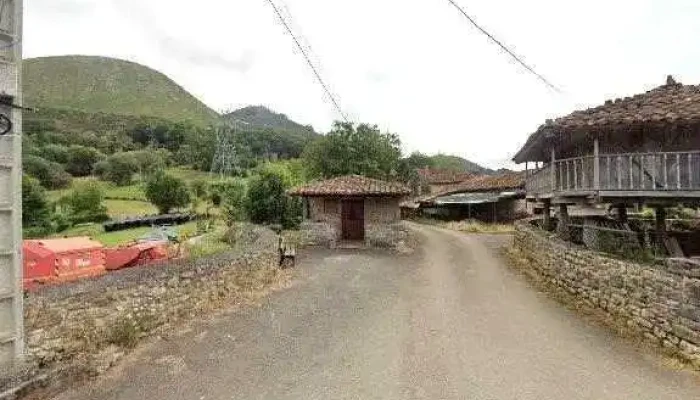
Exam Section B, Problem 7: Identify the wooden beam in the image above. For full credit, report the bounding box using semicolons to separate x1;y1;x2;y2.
550;149;556;192
677;153;681;189
593;139;600;190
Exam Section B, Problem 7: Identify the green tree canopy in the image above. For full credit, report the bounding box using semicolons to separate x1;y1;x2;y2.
22;175;55;237
302;122;402;179
65;145;105;177
145;170;191;214
246;164;300;229
23;154;72;190
60;180;109;224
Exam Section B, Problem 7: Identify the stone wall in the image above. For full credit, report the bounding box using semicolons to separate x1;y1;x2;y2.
2;226;283;393
511;221;700;367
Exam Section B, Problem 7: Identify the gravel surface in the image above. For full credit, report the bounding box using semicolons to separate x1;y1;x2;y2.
51;223;699;399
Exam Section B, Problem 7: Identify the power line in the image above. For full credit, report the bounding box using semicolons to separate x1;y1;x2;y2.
263;0;350;122
445;0;561;93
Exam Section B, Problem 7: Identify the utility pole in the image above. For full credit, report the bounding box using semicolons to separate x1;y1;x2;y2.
0;0;23;365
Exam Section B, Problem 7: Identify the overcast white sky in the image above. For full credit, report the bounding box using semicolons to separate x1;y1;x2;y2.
25;0;700;169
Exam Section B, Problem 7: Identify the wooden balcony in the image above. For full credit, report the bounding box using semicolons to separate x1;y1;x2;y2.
526;150;700;202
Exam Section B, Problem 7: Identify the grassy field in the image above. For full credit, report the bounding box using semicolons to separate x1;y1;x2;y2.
24;55;220;125
46;167;221;218
104;200;158;218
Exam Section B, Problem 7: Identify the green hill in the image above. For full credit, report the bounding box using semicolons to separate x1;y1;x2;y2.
224;106;315;134
24;55;220;126
430;154;494;175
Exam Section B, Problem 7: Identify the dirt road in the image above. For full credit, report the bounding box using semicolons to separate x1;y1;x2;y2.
53;223;699;399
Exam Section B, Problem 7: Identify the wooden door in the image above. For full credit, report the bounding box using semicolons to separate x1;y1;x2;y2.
341;199;365;240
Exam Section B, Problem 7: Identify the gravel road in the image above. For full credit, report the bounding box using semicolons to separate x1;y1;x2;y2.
53;223;699;399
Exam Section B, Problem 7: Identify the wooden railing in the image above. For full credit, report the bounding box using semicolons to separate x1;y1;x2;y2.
525;165;551;194
526;150;700;197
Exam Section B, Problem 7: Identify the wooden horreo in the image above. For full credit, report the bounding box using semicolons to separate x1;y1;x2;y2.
513;76;700;246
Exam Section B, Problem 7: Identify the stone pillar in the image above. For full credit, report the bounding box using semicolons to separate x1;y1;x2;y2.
655;206;667;243
617;204;628;223
557;204;571;240
542;200;552;231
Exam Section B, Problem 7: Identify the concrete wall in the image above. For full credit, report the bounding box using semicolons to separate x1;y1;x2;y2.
305;196;403;247
512;221;700;367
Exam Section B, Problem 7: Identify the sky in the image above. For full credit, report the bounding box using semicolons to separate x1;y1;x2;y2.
25;0;700;170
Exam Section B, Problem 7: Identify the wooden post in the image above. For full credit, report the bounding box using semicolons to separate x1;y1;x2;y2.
688;153;693;188
639;154;644;189
651;154;656;190
677;153;681;189
663;153;668;189
617;155;622;189
593;139;600;190
550;149;556;192
557;204;570;240
542;199;551;231
628;155;633;189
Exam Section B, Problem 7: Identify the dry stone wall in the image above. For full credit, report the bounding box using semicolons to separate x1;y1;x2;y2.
512;221;700;367
3;225;282;394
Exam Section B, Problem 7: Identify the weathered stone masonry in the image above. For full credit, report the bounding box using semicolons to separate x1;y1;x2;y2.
512;221;700;367
304;197;405;247
12;227;281;387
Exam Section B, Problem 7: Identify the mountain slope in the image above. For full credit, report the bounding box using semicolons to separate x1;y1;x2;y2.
430;154;495;175
24;55;220;125
224;106;315;134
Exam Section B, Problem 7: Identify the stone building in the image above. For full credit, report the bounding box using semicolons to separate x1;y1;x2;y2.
288;175;410;246
416;167;473;195
411;172;527;222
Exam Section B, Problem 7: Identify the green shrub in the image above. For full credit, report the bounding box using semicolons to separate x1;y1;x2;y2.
66;145;105;177
246;164;301;229
23;154;72;189
145;170;191;214
22;175;55;237
60;180;110;224
95;153;140;186
42;143;70;164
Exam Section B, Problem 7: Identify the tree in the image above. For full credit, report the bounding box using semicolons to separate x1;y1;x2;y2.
60;180;109;224
22;175;55;237
42;144;70;164
219;180;247;224
66;145;105;177
145;170;191;214
398;152;435;194
23;155;73;189
246;164;300;229
303;121;401;179
95;153;140;186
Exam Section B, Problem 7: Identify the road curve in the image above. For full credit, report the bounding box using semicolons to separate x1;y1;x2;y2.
53;223;699;399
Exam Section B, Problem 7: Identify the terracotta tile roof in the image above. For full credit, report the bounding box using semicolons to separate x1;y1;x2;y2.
288;175;411;197
514;76;700;162
417;168;473;185
429;172;525;198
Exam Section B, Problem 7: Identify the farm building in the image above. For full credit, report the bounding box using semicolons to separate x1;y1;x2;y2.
416;167;473;195
514;76;700;256
289;175;410;246
404;172;527;222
